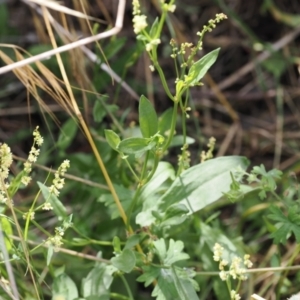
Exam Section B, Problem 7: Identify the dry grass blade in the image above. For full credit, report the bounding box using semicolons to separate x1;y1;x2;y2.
0;0;126;75
24;0;106;24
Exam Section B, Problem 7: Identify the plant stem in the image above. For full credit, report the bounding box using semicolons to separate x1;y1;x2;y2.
163;101;178;151
120;274;134;300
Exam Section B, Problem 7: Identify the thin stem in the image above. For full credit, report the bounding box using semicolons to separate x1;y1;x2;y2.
140;151;150;182
126;185;142;230
120;274;134;300
163;101;178;151
124;159;140;183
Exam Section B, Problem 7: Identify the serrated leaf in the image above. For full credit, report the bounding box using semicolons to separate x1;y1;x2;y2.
268;205;300;244
111;249;136;273
137;265;160;287
104;130;121;151
139;95;158;138
187;48;220;85
52;273;78;300
118;137;154;154
153;238;189;266
159;156;250;214
38;182;67;221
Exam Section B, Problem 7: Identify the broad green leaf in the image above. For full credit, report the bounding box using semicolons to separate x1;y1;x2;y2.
139;95;158;138
112;236;121;254
136;162;175;226
0;217;13;252
82;254;114;298
200;222;240;262
159;156;250;214
170;135;195;147
187;48;220;85
52;273;78;300
57;118;78;151
124;234;141;250
171;266;199;300
111;248;136;273
47;245;54;266
158;108;173;137
104;129;121;151
137;265;198;299
38;182;67;221
118;137;154;154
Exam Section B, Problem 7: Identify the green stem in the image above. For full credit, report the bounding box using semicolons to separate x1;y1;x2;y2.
140;151;150;182
124;158;140;183
120;274;134;300
276;244;300;298
24;189;42;241
145;153;160;184
153;61;174;101
163;101;178;151
126;185;143;230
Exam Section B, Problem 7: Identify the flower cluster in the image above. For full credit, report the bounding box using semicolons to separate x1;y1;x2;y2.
45;216;73;251
132;0;174;55
160;0;176;13
0;143;13;204
213;243;253;300
197;13;227;39
178;144;191;171
201;137;216;163
48;159;70;197
22;126;44;186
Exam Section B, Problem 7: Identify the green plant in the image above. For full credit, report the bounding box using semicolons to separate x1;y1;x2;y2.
2;1;300;300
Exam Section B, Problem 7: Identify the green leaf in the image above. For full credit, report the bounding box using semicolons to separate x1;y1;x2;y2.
0;217;13;252
93;98;118;123
187;48;220;85
153;238;189;266
47;245;54;266
137;265;199;300
52;273;78;300
112;236;121;254
171;266;199;300
38;182;67;221
118;137;154;155
98;184;133;219
56;118;78;151
105;129;121;151
170;135;195;147
158;108;173;137
159;156;250;214
136;162;175;226
139;95;158;138
150;17;159;37
268;205;300;244
82;255;114;298
111;249;136;273
124;234;141;250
